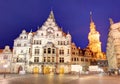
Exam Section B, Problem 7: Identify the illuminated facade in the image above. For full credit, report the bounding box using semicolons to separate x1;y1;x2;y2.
87;12;107;67
88;12;101;53
11;11;72;74
0;11;107;74
0;46;12;73
106;19;120;70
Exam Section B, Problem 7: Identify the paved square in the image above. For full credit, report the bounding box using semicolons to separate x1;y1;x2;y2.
0;74;120;84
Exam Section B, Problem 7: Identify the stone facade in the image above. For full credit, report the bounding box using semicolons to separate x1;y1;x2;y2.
0;46;12;73
0;11;107;74
106;19;120;70
87;12;107;67
11;11;72;74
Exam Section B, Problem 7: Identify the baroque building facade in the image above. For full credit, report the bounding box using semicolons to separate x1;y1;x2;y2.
0;11;106;74
106;19;120;70
0;46;12;73
12;11;72;74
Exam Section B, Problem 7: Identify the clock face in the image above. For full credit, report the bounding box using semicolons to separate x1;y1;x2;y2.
47;27;54;34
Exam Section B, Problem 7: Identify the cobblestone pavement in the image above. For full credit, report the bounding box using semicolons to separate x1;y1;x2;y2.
0;73;120;84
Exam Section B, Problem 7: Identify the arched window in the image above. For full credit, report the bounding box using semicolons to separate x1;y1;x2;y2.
44;49;46;53
52;49;55;54
48;48;51;54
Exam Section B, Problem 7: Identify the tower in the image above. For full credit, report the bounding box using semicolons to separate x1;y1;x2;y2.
88;12;101;53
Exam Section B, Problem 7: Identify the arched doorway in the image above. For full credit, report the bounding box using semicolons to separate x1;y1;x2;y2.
59;67;64;74
18;66;23;73
43;66;50;74
33;67;39;74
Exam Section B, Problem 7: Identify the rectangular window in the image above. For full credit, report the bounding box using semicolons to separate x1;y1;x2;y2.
34;40;36;44
81;58;84;61
52;57;54;62
29;48;31;54
52;49;55;54
48;48;51;54
44;57;46;62
47;57;50;62
35;49;40;55
34;57;39;63
67;49;69;54
59;57;64;63
74;58;76;61
62;50;64;54
71;58;73;61
67;41;69;45
17;44;21;47
40;40;41;44
58;41;60;45
44;49;46;53
77;58;79;61
85;59;88;62
59;50;61;55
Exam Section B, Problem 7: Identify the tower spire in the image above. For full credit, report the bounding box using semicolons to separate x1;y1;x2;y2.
109;18;114;25
48;9;55;21
89;11;96;32
90;11;93;22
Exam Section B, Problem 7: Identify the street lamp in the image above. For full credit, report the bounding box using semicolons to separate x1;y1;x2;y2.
3;64;8;78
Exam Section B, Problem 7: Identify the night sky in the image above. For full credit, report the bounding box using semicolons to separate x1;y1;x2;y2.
0;0;120;52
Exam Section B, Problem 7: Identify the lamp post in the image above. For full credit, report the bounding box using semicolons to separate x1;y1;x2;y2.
3;64;8;78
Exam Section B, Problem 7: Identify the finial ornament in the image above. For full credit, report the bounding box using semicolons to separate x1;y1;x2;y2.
90;11;93;22
37;26;39;30
67;30;70;34
30;29;32;32
48;9;55;21
109;18;114;25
